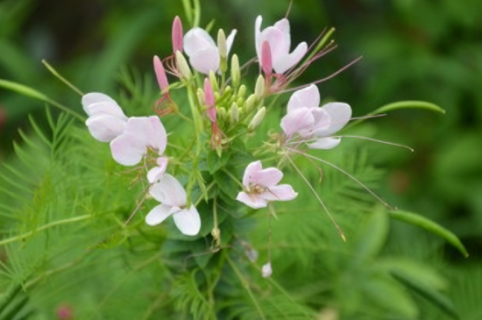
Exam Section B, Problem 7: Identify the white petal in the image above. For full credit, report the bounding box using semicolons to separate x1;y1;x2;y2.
255;16;263;59
273;41;308;74
251;168;283;188
287;85;320;112
280;108;314;137
262;262;272;278
189;47;220;74
274;18;290;50
242;161;263;188
86;114;126;142
110;133;146;166
149;174;187;207
184;28;216;57
308;137;342;149
225;29;237;56
124;116;167;154
173;205;201;236
261;184;297;201
145;204;176;226
317;102;352;136
299;108;330;138
147;167;164;184
260;27;288;66
82;93;116;114
236;192;267;209
87;101;127;120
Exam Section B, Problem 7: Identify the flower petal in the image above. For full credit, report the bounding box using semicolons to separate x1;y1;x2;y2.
86;114;126;142
236;192;267;209
273;41;307;74
145;204;177;226
226;29;237;55
189;47;220;74
299;108;330;138
274;18;290;47
287;85;320;112
149;174;187;207
317;102;352;136
173;205;201;236
308;137;341;149
262;262;272;278
110;132;146;166
124;116;167;155
147;157;169;183
255;15;263;58
260;27;288;66
82;93;116;114
184;27;216;57
261;184;298;201
252;168;283;188
281;108;314;137
242;161;263;188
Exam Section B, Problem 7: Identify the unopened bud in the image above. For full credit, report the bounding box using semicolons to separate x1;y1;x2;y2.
255;75;265;100
172;16;183;53
231;54;240;88
237;84;246;99
209;70;220;92
230;102;239;124
196;88;205;106
176;51;192;80
217;30;227;58
153;56;169;92
248;107;266;132
217;107;227;120
204;78;215;107
211;227;221;247
245;94;256;112
261;262;272;278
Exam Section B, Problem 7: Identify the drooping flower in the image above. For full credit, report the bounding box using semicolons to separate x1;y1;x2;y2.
280;85;351;149
236;161;297;209
82;93;128;142
184;27;237;74
110;116;167;166
255;16;307;75
145;174;201;236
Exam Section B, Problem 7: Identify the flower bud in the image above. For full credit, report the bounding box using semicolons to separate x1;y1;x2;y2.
204;78;215;107
245;94;256;112
172;16;183;53
262;262;272;278
153;56;169;92
255;75;265;100
209;70;220;92
196;88;205;106
248;107;266;132
231;54;240;88
230;102;239;124
175;51;192;80
218;29;228;73
217;106;227;120
237;84;246;99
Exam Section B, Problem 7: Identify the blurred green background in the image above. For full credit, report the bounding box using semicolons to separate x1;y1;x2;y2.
1;0;481;318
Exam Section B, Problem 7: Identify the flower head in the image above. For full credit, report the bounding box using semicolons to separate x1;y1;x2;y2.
236;161;297;209
146;174;201;236
281;85;351;149
255;16;307;75
82;93;128;142
110;116;167;166
184;27;237;74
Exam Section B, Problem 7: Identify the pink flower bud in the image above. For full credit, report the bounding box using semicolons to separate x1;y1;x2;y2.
56;304;73;320
172;16;183;53
204;78;215;107
261;40;273;76
153;56;169;92
207;107;217;123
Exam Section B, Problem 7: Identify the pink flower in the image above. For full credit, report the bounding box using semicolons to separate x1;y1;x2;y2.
280;85;351;149
255;16;307;75
110;116;167;166
146;174;201;236
184;27;237;74
82;93;128;142
236;161;297;209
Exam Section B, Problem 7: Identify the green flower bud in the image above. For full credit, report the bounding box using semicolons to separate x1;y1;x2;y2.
217;106;227;120
175;51;192;80
231;54;240;88
245;94;256;112
209;71;220;92
255;75;265;100
218;29;228;73
248;107;266;132
230;102;239;124
197;88;205;107
237;84;246;99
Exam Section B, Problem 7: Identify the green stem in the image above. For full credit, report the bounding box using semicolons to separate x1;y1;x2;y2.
221;168;244;189
42;59;84;96
176;110;194;123
227;256;266;320
194;181;216;207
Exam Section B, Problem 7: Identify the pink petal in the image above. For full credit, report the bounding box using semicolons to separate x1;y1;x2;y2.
154;56;169;92
124;116;167;155
110;132;146;166
273;41;307;74
204;78;215;107
242;161;263;188
287;85;320;112
145;204;177;226
261;184;297;201
172;16;183;53
184;27;216;57
317;102;352;136
189;47;220;74
149;174;187;207
236;192;268;209
261;41;273;75
86;101;127;120
308;137;341;149
86;114;126;142
280;108;314;137
252;168;283;188
173;205;201;236
81;93;116;114
225;29;237;55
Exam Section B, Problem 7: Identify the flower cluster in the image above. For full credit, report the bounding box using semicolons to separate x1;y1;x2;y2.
82;13;356;275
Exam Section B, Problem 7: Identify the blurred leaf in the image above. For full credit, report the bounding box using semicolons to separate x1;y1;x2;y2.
373;101;446;115
353;205;389;261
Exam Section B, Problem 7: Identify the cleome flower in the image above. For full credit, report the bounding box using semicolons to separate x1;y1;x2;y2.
280;84;352;149
236;161;297;209
255;16;307;75
145;174;201;236
184;27;237;74
110;116;167;166
82;93;128;142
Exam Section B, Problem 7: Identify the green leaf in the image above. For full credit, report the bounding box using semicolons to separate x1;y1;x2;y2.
389;210;469;257
391;270;459;319
214;167;240;200
373;100;445;115
353;205;389;261
207;149;231;174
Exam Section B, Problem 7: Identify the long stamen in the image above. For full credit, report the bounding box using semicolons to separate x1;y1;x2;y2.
123;183;152;228
286;147;396;210
286;154;346;241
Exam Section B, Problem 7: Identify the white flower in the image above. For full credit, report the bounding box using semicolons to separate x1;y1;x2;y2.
262;262;272;278
184;27;237;74
146;174;201;236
